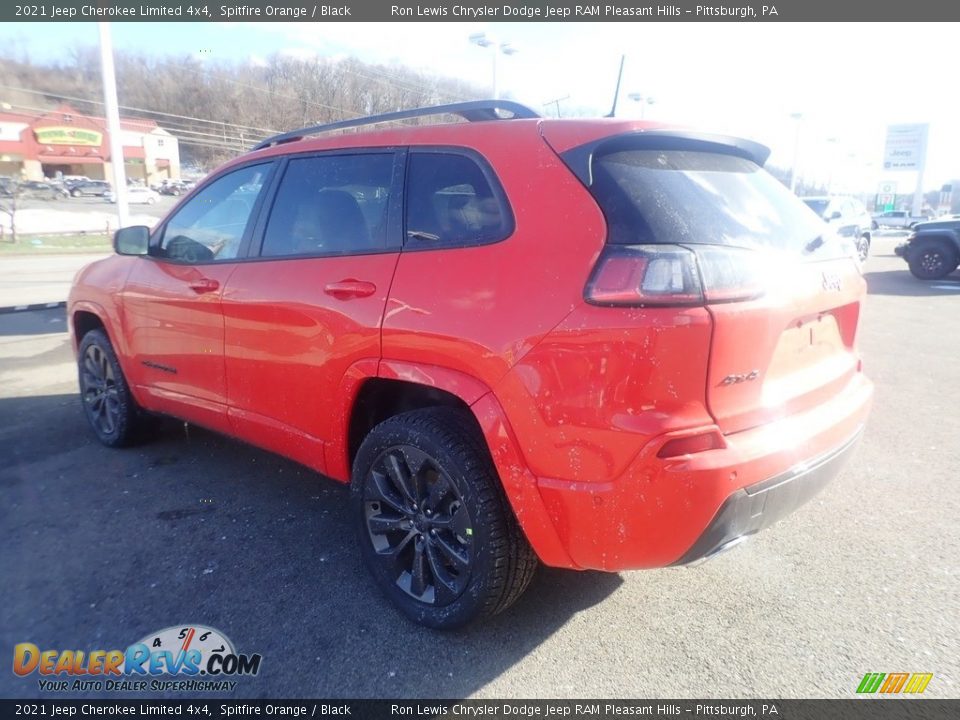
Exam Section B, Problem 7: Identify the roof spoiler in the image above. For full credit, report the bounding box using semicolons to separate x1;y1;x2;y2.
557;130;772;187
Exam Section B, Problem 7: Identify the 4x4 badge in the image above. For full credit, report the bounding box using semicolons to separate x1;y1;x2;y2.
822;271;842;291
721;370;759;386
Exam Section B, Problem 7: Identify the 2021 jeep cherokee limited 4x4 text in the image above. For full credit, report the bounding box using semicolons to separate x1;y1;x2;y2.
69;101;873;629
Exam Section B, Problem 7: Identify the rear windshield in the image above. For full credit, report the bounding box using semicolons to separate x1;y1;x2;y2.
589;149;830;255
802;198;830;216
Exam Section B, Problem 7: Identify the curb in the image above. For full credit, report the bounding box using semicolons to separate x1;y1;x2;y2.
0;301;66;315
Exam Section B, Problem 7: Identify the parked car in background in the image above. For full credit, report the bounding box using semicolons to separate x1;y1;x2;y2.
872;210;930;229
69;100;873;629
802;195;873;261
0;179;68;200
69;180;112;197
155;180;193;196
21;181;69;200
105;187;160;205
895;216;960;279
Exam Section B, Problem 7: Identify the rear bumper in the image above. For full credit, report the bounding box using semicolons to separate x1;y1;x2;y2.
894;242;910;258
671;427;862;565
533;373;873;571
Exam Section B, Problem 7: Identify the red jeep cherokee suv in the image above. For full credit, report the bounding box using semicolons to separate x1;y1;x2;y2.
69;101;873;628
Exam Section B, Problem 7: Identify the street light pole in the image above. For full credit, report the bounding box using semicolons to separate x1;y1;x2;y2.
99;22;128;229
628;92;655;120
825;137;839;194
789;112;803;194
469;33;516;100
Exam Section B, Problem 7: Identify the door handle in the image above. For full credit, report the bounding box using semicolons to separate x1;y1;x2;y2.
188;278;220;294
324;280;377;300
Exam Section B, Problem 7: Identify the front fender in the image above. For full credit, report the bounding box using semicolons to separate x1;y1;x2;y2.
912;229;960;254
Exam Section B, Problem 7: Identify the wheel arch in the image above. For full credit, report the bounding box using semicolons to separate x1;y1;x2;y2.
69;301;112;354
329;360;492;482
330;359;575;569
69;300;146;407
913;229;960;255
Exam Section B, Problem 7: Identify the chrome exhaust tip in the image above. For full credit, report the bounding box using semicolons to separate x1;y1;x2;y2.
684;534;751;568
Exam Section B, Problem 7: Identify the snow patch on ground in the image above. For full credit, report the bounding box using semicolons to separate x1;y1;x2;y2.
0;208;159;234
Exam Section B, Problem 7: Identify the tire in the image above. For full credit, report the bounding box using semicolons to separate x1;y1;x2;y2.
77;329;144;447
71;189;81;197
857;235;870;262
908;241;959;280
351;407;537;630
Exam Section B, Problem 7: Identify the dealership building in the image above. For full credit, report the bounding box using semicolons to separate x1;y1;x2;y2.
0;104;180;185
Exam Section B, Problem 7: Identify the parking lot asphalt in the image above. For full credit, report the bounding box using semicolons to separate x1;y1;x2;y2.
1;234;958;700
16;194;179;219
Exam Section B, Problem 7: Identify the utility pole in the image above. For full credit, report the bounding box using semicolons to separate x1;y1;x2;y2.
789;112;803;194
99;22;128;229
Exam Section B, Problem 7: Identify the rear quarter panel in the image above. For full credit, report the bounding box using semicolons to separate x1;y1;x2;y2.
381;126;607;400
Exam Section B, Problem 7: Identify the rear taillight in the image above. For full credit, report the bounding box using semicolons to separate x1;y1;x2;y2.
585;244;766;307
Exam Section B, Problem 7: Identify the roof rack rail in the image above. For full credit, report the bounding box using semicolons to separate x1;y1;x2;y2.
251;100;540;151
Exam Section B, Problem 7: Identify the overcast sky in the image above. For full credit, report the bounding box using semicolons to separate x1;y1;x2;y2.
2;21;957;191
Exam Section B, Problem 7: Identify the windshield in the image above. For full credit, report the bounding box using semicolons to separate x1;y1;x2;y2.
589;148;833;255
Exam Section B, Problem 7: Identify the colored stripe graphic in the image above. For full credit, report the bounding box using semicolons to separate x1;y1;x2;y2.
857;673;885;693
903;673;933;694
857;672;932;694
880;673;909;693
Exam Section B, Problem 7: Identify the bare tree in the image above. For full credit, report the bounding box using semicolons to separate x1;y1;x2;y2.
0;181;24;245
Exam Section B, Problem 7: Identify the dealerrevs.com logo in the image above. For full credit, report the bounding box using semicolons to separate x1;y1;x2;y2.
13;625;262;693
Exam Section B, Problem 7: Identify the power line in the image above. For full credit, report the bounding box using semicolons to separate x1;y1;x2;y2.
4;102;258;149
2;102;252;155
0;84;280;136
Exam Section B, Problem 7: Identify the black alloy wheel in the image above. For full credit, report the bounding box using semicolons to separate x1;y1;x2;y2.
363;445;473;605
908;242;959;280
80;341;120;438
77;329;144;447
351;408;537;629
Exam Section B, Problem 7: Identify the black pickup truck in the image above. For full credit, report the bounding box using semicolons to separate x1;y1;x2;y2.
896;217;960;279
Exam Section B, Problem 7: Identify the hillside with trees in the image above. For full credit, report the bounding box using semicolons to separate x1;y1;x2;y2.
0;46;485;169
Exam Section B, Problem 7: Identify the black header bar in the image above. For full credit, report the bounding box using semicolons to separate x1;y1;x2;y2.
1;699;958;719
4;0;960;23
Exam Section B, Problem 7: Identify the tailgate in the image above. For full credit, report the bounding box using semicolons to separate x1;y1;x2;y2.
705;255;864;435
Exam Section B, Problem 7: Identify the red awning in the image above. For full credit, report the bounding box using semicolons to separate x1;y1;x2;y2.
156;159;171;168
38;157;104;164
123;146;146;159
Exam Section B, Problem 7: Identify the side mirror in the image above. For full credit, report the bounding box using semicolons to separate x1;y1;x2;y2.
114;225;150;256
828;211;842;221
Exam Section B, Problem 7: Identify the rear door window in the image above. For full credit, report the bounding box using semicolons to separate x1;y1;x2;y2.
589;148;834;256
260;153;394;258
404;151;512;248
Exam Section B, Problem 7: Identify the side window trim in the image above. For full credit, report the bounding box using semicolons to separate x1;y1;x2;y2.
401;146;515;252
249;147;406;259
148;160;278;264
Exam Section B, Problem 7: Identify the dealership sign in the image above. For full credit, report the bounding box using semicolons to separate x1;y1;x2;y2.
35;126;103;147
882;123;929;171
